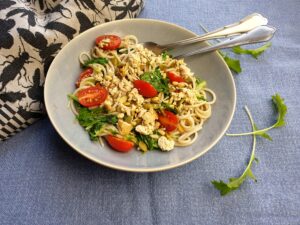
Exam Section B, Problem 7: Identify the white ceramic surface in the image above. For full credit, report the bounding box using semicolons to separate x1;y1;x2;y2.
44;19;236;172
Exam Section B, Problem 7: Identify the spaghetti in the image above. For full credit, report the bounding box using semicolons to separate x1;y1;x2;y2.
69;34;216;152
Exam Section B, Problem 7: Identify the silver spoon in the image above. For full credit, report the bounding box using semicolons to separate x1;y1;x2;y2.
174;25;276;59
142;13;268;55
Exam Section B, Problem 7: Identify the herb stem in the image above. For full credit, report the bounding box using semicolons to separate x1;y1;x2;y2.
211;106;258;195
235;106;257;182
226;124;275;137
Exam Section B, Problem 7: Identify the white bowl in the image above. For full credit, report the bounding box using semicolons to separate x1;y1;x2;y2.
44;19;236;172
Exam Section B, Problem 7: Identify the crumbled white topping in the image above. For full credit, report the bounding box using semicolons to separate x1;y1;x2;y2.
142;109;157;125
158;136;175;151
135;125;154;135
128;88;144;104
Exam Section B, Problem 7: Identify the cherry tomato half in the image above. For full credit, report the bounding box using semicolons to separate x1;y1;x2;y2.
105;135;134;152
77;84;108;107
133;80;158;98
96;35;121;51
167;71;185;83
76;68;93;87
158;110;179;132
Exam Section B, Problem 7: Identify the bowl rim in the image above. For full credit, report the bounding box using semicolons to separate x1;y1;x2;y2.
44;18;236;173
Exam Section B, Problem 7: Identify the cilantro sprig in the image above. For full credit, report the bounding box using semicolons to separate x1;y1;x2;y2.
136;133;160;151
226;94;287;139
67;94;79;102
76;103;118;140
82;57;108;68
232;42;272;59
212;106;258;196
223;43;271;73
161;51;171;61
219;51;242;73
140;68;170;95
213;94;287;196
161;102;178;114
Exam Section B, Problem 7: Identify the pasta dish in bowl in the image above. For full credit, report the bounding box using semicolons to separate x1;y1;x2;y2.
68;34;216;153
44;19;235;172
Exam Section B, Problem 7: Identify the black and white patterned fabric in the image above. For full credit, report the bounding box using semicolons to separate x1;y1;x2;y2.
0;0;144;141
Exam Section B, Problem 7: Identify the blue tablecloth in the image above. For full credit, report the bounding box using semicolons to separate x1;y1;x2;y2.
1;0;299;224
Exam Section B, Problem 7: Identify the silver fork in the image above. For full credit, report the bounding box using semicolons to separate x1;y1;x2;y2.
174;25;276;59
142;13;268;55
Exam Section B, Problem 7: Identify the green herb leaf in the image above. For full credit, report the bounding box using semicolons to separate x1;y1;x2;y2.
194;78;207;101
226;94;287;137
195;78;207;89
162;51;167;60
219;51;242;73
253;124;272;141
124;134;136;142
211;180;238;196
67;94;79;102
272;93;287;128
217;95;287;195
136;133;160;150
198;22;272;73
232;42;272;59
212;106;257;196
108;129;118;135
141;68;170;95
82;57;108;68
161;102;178;114
196;96;207;101
161;51;171;60
76;105;117;140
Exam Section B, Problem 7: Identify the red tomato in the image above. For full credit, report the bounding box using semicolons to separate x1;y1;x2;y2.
158;110;179;132
167;71;185;83
77;84;108;107
105;135;134;152
95;35;121;50
76;68;93;87
133;80;158;98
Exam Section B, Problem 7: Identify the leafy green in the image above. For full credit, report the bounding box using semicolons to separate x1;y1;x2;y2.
196;96;207;101
272;94;287;127
140;68;170;95
124;134;137;142
195;78;207;89
67;94;79;102
76;105;118;140
232;42;272;59
253;124;272;141
212;106;258;196
226;94;287;138
194;78;208;101
108;129;118;135
219;51;242;73
214;94;287;195
82;57;108;68
161;102;178;114
161;51;171;60
136;133;160;150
